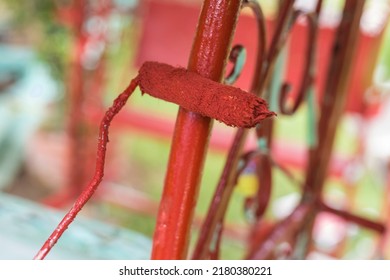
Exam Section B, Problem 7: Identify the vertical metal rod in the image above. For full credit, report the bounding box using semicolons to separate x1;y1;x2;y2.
296;0;366;258
151;0;243;259
305;0;365;199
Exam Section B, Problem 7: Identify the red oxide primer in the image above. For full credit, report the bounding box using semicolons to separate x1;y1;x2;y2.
34;61;275;259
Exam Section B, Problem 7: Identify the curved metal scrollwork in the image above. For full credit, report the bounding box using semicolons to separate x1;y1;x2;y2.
278;11;317;115
224;0;267;91
225;45;247;85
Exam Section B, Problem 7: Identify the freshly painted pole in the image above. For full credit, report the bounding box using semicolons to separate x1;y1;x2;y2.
151;0;243;259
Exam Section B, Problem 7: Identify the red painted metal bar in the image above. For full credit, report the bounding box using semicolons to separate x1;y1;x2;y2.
304;1;365;197
151;0;243;260
296;0;366;257
319;202;385;234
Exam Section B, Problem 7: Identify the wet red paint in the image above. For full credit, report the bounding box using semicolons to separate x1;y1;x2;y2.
138;62;275;128
34;78;139;260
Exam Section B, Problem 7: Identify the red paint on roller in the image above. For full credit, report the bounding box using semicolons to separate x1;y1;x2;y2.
34;61;274;259
138;62;275;128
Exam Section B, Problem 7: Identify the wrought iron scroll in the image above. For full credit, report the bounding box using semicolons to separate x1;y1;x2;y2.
278;11;316;115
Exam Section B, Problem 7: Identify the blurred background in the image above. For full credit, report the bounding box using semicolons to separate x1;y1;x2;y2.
0;0;390;259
